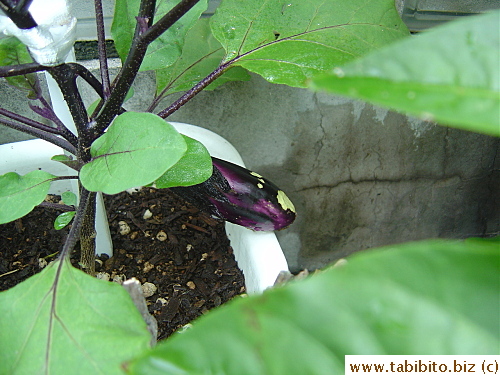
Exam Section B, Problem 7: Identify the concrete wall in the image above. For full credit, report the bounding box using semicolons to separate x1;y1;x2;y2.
155;73;500;271
1;66;498;271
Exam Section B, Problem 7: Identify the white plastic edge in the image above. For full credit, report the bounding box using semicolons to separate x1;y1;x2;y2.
0;123;289;294
170;123;290;294
0;0;76;66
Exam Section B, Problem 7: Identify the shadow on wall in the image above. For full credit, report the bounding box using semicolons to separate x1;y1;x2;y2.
276;94;499;271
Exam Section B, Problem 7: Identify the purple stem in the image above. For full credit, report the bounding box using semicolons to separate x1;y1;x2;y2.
59;188;91;260
0;115;76;154
93;0;200;134
157;61;231;118
33;96;79;146
39;201;75;212
0;107;62;135
70;63;108;100
94;0;111;99
147;47;223;112
47;64;90;161
0;62;46;78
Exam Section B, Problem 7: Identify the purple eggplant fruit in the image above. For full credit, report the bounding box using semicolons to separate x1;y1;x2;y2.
170;158;296;231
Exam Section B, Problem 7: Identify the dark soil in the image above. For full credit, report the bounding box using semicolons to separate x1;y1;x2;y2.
0;188;245;340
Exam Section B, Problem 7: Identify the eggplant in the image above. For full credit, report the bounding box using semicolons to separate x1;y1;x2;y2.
170;158;296;231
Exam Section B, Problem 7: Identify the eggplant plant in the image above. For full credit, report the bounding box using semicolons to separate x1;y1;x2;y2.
0;0;306;274
0;0;408;272
11;0;499;374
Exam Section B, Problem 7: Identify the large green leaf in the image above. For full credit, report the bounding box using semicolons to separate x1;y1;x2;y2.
0;37;37;98
311;11;500;137
155;134;212;188
210;0;409;87
80;112;187;194
0;170;56;224
155;18;250;98
111;0;208;72
128;238;499;374
0;258;151;374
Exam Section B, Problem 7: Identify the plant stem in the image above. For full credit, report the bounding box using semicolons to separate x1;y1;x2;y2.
93;0;111;99
47;64;92;161
147;47;223;112
35;95;79;146
79;190;97;275
157;61;231;118
59;188;90;260
69;63;109;100
0;115;77;154
47;65;88;136
39;201;75;212
0;107;66;136
0;62;46;78
92;0;201;134
141;0;202;44
90;0;156;133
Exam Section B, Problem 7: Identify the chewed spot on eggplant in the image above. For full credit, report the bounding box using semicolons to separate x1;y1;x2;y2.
170;158;296;231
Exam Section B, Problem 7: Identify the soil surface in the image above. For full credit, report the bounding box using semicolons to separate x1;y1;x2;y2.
0;188;245;340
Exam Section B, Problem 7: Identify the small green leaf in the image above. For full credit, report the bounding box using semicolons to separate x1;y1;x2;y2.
80;112;187;194
128;238;498;374
54;211;76;230
51;154;72;162
0;258;151;374
210;0;408;87
51;154;81;170
0;37;37;98
0;170;55;224
155;18;250;97
311;11;500;137
155;134;212;188
111;0;208;72
61;191;77;206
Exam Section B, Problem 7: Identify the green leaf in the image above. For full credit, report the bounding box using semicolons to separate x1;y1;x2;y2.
80;112;187;194
54;211;76;230
0;258;151;374
0;37;38;98
128;238;498;374
311;11;500;137
51;154;73;162
61;191;77;206
51;154;81;170
0;170;55;224
155;18;251;97
111;0;208;72
155;134;212;188
210;0;408;87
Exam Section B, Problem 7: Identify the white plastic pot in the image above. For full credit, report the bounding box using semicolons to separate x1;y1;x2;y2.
0;123;289;293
